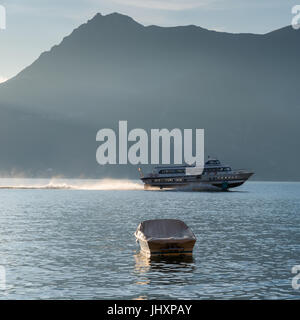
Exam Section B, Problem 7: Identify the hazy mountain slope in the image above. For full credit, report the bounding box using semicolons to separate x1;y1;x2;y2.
0;13;299;180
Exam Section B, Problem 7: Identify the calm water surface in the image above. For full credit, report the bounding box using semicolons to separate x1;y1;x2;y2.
0;181;299;299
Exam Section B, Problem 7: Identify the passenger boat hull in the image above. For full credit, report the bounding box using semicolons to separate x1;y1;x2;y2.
142;172;253;191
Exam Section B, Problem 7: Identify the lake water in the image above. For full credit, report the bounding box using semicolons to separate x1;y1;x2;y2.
0;180;299;299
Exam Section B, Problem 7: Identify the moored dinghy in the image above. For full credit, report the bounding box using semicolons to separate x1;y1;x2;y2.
134;219;196;257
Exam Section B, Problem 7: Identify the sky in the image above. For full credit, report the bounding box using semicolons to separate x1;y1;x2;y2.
0;0;298;82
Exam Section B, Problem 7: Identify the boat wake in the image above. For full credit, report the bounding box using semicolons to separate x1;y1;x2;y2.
0;178;144;191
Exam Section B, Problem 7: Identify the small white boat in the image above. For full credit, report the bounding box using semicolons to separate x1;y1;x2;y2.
134;219;196;257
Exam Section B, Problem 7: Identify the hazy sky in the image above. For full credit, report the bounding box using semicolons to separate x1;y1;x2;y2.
0;0;297;81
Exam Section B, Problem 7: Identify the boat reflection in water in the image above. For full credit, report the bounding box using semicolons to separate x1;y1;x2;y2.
133;252;196;288
134;252;195;269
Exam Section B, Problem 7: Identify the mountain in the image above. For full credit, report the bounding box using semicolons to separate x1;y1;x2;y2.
0;13;299;180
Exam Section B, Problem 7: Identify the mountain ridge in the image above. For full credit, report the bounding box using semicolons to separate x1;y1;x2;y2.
1;13;297;86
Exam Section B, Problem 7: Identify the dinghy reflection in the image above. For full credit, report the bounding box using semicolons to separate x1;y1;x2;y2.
134;253;196;286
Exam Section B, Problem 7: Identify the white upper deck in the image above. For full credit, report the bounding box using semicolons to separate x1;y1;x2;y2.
146;158;232;178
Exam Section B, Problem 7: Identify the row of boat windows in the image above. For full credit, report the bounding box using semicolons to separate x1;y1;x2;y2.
206;160;221;165
153;178;184;183
159;169;185;174
209;176;239;181
205;167;231;172
152;176;238;183
158;167;232;174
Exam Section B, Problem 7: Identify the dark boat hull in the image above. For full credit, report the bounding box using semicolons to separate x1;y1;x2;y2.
138;238;196;257
142;172;253;191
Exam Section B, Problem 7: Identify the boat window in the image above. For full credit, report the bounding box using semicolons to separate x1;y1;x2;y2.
206;160;221;165
159;169;185;174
